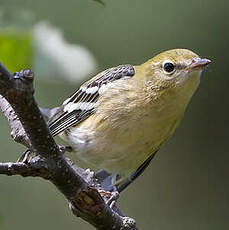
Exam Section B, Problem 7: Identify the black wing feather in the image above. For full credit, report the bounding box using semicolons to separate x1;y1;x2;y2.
49;109;94;137
48;65;135;136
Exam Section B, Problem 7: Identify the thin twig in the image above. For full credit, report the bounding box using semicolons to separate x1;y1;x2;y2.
0;157;50;179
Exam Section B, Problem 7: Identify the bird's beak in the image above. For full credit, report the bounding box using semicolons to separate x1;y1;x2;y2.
186;58;211;71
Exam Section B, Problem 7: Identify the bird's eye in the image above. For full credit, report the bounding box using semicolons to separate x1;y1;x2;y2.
163;62;175;74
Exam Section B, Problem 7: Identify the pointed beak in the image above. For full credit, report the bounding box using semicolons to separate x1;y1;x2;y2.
186;58;211;71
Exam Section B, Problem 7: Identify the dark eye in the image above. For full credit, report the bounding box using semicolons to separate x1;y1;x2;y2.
163;62;175;74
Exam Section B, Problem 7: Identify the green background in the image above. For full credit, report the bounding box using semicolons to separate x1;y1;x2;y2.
0;0;228;229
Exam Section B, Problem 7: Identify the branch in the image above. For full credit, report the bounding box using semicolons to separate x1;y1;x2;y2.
0;157;50;178
0;95;30;147
0;63;138;230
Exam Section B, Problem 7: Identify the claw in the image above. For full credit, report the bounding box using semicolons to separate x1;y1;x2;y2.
17;149;31;163
106;191;120;209
99;190;120;209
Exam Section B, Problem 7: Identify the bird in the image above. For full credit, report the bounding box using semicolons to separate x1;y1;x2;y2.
47;48;211;191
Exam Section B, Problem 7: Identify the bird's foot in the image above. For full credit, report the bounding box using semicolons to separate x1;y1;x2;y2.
99;189;120;209
17;149;32;163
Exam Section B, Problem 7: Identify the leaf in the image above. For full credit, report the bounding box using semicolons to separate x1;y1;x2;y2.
0;30;33;73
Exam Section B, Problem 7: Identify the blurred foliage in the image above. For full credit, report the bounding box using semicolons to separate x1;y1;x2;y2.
93;0;105;5
0;0;229;230
0;31;33;72
0;213;3;226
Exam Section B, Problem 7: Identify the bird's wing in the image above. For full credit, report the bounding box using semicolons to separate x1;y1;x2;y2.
48;64;135;136
117;150;158;193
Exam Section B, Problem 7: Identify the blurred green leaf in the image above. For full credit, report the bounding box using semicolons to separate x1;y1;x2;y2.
0;213;3;226
0;31;33;73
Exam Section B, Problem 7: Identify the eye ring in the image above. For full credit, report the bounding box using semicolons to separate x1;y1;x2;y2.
163;61;175;74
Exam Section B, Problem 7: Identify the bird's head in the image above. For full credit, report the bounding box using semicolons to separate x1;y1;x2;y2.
144;49;211;87
137;49;211;106
138;49;211;101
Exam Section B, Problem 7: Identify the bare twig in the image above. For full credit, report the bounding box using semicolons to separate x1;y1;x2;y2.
0;157;50;178
0;63;138;230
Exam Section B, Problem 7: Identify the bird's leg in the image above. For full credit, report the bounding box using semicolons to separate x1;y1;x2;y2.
17;149;32;163
117;150;158;193
96;170;121;209
96;150;157;208
100;190;120;209
96;170;118;192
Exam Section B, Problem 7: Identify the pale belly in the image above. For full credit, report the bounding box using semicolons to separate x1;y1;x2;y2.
63;109;181;179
